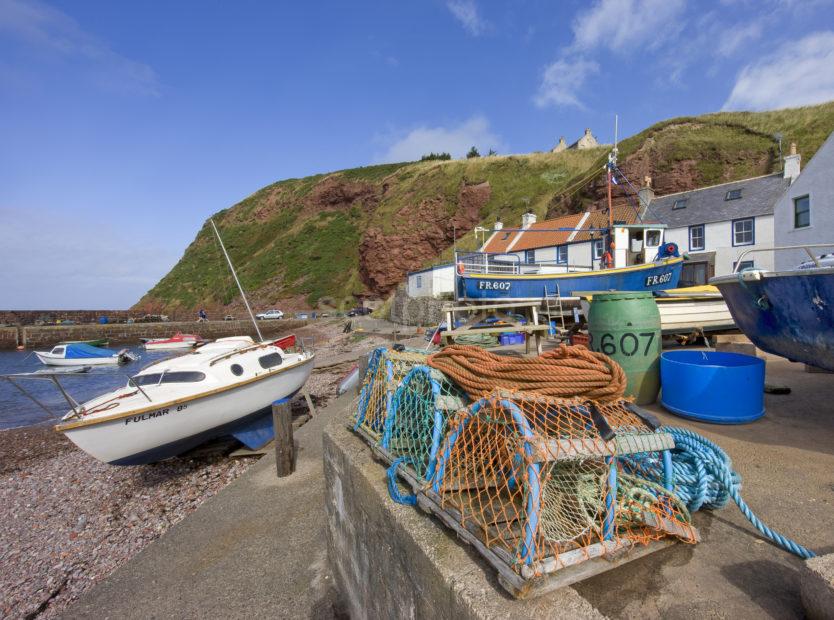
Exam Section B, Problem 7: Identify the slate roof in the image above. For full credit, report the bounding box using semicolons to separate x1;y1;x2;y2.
482;205;653;253
647;173;790;228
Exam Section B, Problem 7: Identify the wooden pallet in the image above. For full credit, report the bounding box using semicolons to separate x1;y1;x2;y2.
352;424;692;599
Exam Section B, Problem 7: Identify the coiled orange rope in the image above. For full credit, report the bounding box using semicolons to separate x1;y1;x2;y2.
427;344;627;403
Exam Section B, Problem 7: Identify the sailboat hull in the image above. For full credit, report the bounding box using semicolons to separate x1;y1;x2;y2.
457;258;683;301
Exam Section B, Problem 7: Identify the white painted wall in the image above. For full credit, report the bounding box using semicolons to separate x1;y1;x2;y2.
773;133;834;270
666;215;775;275
407;265;454;298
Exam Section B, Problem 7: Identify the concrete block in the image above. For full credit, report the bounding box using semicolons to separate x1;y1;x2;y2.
322;419;604;620
713;334;758;357
801;553;834;619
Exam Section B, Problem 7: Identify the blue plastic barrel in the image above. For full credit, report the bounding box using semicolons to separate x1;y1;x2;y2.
660;350;765;424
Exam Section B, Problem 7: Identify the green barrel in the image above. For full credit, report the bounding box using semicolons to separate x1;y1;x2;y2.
587;291;661;405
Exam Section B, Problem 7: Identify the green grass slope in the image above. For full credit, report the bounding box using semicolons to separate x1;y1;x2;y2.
135;101;834;312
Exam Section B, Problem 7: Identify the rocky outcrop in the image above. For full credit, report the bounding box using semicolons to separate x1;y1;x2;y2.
358;180;490;296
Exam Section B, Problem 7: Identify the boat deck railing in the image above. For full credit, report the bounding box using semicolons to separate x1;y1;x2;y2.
455;251;595;276
732;243;834;273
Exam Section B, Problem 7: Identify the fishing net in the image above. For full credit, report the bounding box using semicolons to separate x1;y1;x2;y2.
353;347;428;441
428;390;698;576
380;365;469;481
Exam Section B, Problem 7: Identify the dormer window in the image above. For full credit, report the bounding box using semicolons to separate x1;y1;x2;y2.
725;189;742;201
672;199;687;210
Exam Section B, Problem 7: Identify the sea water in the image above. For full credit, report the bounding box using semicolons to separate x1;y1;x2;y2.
0;346;176;430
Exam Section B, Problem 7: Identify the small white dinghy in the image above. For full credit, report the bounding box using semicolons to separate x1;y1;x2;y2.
140;333;204;351
35;343;138;366
53;335;313;464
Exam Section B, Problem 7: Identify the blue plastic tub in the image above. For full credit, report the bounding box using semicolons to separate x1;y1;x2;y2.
660;350;765;424
499;332;525;346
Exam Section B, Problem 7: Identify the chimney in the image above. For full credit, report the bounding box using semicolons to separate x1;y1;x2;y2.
494;221;503;231
783;142;801;184
521;211;537;228
637;176;655;220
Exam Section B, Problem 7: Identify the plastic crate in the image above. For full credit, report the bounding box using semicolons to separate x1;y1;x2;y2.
499;332;525;346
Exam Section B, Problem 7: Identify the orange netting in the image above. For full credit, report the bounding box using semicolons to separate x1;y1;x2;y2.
428;390;698;576
427;344;627;403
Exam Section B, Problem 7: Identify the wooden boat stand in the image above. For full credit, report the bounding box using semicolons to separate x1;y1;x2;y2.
441;301;551;354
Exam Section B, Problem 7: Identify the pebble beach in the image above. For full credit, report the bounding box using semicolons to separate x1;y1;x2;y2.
0;321;393;618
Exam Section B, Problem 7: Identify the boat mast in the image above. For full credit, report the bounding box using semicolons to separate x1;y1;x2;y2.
210;218;264;342
607;115;619;260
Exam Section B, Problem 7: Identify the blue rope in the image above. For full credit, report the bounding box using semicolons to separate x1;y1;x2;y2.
652;427;815;559
387;457;417;505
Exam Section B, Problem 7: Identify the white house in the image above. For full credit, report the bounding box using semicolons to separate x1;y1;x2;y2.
406;263;455;298
642;158;800;284
478;207;665;273
772;134;834;270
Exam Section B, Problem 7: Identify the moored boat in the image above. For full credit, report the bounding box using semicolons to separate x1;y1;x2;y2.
141;332;204;350
54;335;314;464
710;245;834;371
579;285;735;334
59;338;110;348
35;343;137;366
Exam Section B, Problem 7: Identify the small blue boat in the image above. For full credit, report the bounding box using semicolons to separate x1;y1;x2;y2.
711;246;834;371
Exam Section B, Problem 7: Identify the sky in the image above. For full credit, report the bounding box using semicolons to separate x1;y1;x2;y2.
1;0;833;309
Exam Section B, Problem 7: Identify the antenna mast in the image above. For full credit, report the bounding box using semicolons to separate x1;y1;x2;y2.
210;218;263;342
607;115;619;247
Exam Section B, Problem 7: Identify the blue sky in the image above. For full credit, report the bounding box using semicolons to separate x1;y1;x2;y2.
2;0;833;309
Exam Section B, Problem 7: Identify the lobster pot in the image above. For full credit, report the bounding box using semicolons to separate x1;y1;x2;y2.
429;390;698;577
353;347;428;441
588;292;662;405
380;365;469;481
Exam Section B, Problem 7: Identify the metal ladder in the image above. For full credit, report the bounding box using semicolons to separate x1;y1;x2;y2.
542;285;566;334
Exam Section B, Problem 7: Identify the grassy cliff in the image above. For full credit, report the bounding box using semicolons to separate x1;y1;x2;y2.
134;101;834;313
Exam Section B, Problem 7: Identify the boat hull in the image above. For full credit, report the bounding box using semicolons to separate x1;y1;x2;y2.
142;341;197;350
711;268;834;371
35;353;120;366
61;356;314;464
457;258;683;301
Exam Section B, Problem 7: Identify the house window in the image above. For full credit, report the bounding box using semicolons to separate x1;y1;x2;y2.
734;260;755;272
556;246;568;264
794;195;810;228
673;199;688;210
524;249;535;264
592;239;604;260
732;218;754;246
415;275;422;288
725;189;742;201
689;225;705;252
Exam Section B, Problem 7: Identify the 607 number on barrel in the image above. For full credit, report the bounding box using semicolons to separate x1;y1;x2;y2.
588;332;656;357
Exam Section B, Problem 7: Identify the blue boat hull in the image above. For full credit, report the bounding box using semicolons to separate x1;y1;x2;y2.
711;268;834;371
457;258;684;301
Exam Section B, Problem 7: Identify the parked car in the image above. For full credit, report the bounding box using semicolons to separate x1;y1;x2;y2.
223;315;235;321
347;307;372;317
256;309;284;320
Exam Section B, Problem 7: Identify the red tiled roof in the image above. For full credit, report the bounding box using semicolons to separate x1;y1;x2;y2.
482;205;656;253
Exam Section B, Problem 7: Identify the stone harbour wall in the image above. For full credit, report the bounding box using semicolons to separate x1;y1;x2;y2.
322;417;603;620
10;319;308;350
388;284;447;327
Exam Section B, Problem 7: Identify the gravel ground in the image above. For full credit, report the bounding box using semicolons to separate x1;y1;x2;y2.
0;320;393;619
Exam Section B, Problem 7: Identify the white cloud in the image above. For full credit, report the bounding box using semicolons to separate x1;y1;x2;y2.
376;116;504;162
716;21;763;57
723;31;834;110
446;0;488;36
533;57;599;109
0;0;160;96
571;0;686;53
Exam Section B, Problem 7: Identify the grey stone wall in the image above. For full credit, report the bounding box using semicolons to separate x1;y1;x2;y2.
389;284;446;327
14;319;308;350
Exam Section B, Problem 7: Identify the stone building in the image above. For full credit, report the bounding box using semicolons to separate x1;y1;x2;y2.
551;128;601;153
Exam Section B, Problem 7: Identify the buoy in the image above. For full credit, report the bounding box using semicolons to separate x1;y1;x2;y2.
16;345;24;351
456;262;465;275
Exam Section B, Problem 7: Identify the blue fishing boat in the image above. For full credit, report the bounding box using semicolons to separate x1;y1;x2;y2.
455;137;686;302
711;245;834;371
